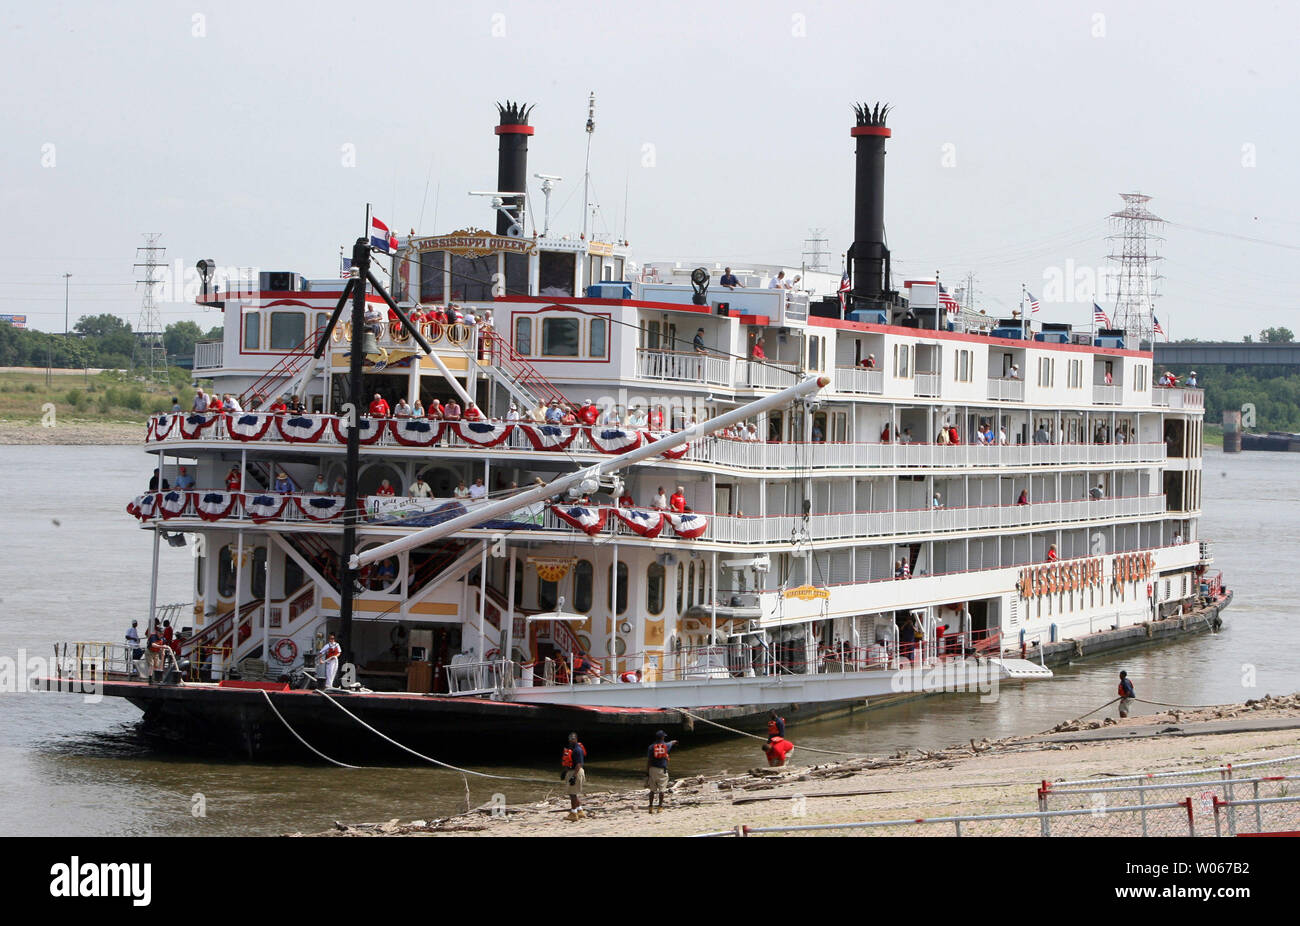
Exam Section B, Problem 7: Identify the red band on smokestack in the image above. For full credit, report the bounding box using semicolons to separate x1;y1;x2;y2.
850;126;892;137
494;125;535;135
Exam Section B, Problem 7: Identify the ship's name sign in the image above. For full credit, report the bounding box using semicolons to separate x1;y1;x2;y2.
783;585;830;601
409;228;536;258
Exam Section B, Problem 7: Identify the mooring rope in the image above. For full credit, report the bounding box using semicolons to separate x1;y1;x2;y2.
673;706;867;758
259;689;361;768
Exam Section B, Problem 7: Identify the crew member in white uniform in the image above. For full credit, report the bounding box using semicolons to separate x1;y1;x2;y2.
318;633;342;689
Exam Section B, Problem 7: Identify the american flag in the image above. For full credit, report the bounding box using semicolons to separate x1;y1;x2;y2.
339;256;352;279
838;270;851;311
938;285;960;312
1153;314;1165;337
1027;291;1040;314
1093;303;1111;327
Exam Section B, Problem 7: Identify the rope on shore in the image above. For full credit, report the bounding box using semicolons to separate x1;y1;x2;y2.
1063;697;1121;724
1135;697;1230;710
259;689;361;769
315;691;553;783
673;707;867;758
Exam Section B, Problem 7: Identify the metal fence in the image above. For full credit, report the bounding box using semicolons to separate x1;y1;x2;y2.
1212;796;1300;837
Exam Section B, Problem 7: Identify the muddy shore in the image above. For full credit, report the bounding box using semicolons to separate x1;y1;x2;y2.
293;693;1300;837
0;418;142;445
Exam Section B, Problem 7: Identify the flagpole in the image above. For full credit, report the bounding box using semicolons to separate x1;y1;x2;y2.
1020;283;1026;340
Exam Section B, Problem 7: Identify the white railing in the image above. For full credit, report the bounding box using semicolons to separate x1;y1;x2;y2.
914;371;941;397
1153;387;1204;409
833;366;884;395
635;348;733;387
193;340;223;370
739;360;801;389
987;378;1024;402
1093;383;1122;405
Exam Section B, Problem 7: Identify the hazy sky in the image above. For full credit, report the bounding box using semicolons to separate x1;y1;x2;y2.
4;0;1298;341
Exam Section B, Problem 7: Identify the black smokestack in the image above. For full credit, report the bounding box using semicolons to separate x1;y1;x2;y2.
850;102;892;306
495;101;534;237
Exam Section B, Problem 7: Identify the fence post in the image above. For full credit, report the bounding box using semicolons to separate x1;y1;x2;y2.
954;820;963;837
1040;807;1051;838
1211;797;1223;838
1138;783;1148;838
1182;798;1195;837
1253;781;1263;833
1224;764;1237;834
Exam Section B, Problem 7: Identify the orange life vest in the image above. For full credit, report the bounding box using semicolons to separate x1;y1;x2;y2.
652;742;670;761
767;717;784;736
561;742;586;768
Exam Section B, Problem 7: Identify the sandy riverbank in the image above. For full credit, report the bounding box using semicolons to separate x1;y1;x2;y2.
0;418;143;445
295;693;1300;837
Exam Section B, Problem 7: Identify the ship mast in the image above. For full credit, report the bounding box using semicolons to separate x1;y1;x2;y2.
581;92;595;240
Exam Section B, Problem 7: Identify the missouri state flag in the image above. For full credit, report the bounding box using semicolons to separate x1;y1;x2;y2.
370;216;398;254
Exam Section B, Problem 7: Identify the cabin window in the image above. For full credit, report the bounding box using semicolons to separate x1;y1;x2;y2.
515;317;533;355
606;562;629;614
894;344;911;378
539;251;576;296
542;317;581;356
955;349;972;382
575;560;593;613
269;312;306;350
217;545;238;598
243;312;260;350
611;257;625;280
538;575;558;611
1068;359;1083;389
588;318;608;358
647;563;665;616
1038;357;1055;387
448;254;495;302
676;562;685;614
644;320;661;350
503;253;529;299
420;251;446;302
196;551;206;596
687;561;696;607
251;547;268;599
808;337;820;370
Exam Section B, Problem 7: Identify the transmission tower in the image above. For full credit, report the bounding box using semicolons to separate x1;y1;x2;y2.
134;233;167;379
1106;193;1164;344
802;228;830;272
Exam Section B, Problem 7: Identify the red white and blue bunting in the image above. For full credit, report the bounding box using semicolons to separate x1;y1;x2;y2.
550;504;608;536
390;418;443;447
277;414;331;443
586;426;642;455
612;506;664;538
454;420;513;448
519;423;578;452
243;492;289;523
178;412;219;440
127;493;157;520
295;494;347;521
157;489;191;520
643;430;690;460
149;414;175;442
666;511;708;539
194;491;238;522
226;412;275;442
331;416;384;445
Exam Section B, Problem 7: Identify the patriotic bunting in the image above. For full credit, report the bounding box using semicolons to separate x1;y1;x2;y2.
277;414;331;443
194;491;238;522
243;492;288;523
454;420;513;447
331;416;384;445
294;494;347;521
178;412;219;440
613;506;664;538
550;504;608;536
157;489;191;519
643;430;690;459
666;511;708;539
390;418;443;446
149;414;176;442
226;412;275;442
586;426;643;455
519;423;579;452
127;493;157;520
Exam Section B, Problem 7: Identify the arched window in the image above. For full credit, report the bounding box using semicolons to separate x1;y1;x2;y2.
688;561;696;607
606;562;629;615
647;563;665;616
514;557;524;605
574;560;593;613
676;562;684;614
217;545;237;598
538;574;558;611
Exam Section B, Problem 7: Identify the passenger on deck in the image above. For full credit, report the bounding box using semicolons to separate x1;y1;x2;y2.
620;668;643;683
332;475;346;495
545;400;565;424
602;405;622;427
469;478;487;501
174;467;195;489
368;394;390;418
861;354;876;369
1089;482;1105;501
693;327;708;353
412;398;425;418
287;396;306;416
751;337;767;360
427;398;444;420
506;403;521;422
225;466;242;491
374;479;396;497
1008;364;1020;380
312;473;329;494
867;638;888;667
224;393;243;413
192;389;208;413
463;403;484;422
652;486;668;510
206;393;224;414
274;471;296;493
528;401;547;423
626;406;647;429
768;271;786;289
560;408;578;426
618;489;635;508
411;476;432;498
937;427;950;445
1047;543;1058;562
577;399;599;425
443;400;462;421
1017;489;1029;505
720;267;740;289
268;396;288;414
393;398;412;418
669;487;687;512
453;481;470;500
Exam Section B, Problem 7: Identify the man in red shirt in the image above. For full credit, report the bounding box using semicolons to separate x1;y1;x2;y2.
763;734;794;766
225;466;242;491
268;397;288;414
427;398;444;420
463;403;484;422
368;393;390;418
375;479;396;497
669;486;687;513
751;338;766;360
577;399;599;426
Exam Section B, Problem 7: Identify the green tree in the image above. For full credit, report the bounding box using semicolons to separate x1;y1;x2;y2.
1259;326;1295;344
163;321;204;359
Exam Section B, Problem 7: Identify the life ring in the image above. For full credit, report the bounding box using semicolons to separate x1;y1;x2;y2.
391;321;410;343
484;648;500;660
271;637;298;664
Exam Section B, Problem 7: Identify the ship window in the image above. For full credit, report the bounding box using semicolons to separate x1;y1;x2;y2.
251;547;268;599
217;545;237;598
448;254;495;302
586;256;603;289
808;337;819;370
606;562;629;614
514;557;525;603
574;560;593;613
542;317;580;356
894;344;910;378
515;317;532;355
676;562;685;614
269;312;306;350
503;253;529;299
648;562;665;616
538;575;558;611
645;320;661;350
420;250;446;302
688;561;696;606
243;312;260;350
589;318;608;358
196;550;206;596
611;257;625;280
539;251;576;297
